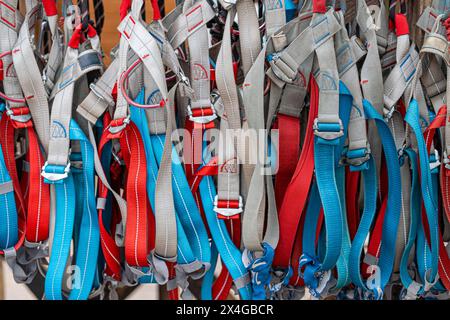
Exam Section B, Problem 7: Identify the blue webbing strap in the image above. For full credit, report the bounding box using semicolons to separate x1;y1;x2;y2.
199;173;252;299
405;99;439;290
398;148;422;298
348;155;378;294
201;242;218;300
334;82;354;289
151;135;211;269
44;120;99;300
358;99;402;297
300;82;352;297
130;90;209;291
129;93;197;278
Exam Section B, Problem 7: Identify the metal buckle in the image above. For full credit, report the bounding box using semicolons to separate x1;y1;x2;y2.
268;53;298;84
430;149;441;172
41;161;71;183
345;145;371;169
187;105;218;124
213;195;243;218
108;116;130;135
89;83;115;107
313;119;344;142
5;105;32;123
384;106;395;120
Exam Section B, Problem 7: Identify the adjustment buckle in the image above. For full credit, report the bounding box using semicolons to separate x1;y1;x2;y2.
345;145;371;171
313;119;344;145
267;53;298;84
109;116;130;135
187;105;217;124
213;195;243;219
89;83;115;108
5;106;32;124
384;106;395;120
41;161;71;184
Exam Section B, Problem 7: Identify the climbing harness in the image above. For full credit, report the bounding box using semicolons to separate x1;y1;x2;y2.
3;0;450;301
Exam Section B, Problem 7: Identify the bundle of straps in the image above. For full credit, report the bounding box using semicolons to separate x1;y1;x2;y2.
2;0;450;300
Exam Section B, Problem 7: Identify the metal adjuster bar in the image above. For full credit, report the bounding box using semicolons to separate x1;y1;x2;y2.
41;161;71;183
313;119;344;143
213;195;243;218
187;105;217;124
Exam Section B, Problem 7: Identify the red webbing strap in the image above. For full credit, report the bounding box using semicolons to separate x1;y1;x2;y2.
184;119;215;230
288;211;306;287
422;106;450;290
167;261;178;300
274;115;301;210
273;75;318;268
362;198;387;277
151;0;161;20
25;127;50;243
42;0;58;17
98;121;121;280
120;0;161;21
116;122;149;267
212;268;233;300
0;116;27;253
120;0;132;21
3;109;50;243
346;169;361;240
313;0;327;13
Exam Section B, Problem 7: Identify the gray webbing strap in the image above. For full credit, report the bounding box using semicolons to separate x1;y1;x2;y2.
266;10;341;89
237;0;262;202
384;45;419;115
416;6;447;37
182;0;212;121
242;45;279;252
264;0;286;37
117;0;177;263
153;84;178;262
46;46;78;168
215;6;242;215
334;11;369;162
356;0;385;181
49;49;103;100
13;4;50;152
314;9;341;132
162;0;216;50
237;0;261;76
0;0;23;112
78;58;118;124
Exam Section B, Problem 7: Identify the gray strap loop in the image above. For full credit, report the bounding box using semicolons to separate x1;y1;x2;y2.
0;181;14;195
4;247;37;284
148;252;170;285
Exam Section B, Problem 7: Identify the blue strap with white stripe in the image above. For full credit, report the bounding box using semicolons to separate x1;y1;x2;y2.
301;81;352;296
44;120;100;300
359;99;402;296
404;99;439;288
398;148;422;297
130;92;198;272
